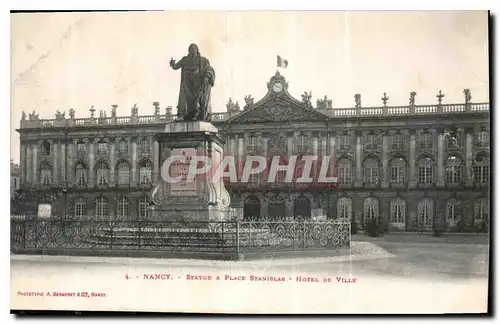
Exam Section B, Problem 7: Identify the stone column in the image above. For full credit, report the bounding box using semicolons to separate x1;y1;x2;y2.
109;138;116;186
465;128;474;187
328;134;336;177
32;143;38;183
88;140;95;186
60;141;67;183
153;140;160;185
237;135;245;180
312;135;319;178
287;134;294;157
409;130;417;189
354;131;363;187
52;141;59;184
436;130;445;187
381;135;389;188
285;198;294;218
67;140;76;184
20;143;26;183
131;138;137;186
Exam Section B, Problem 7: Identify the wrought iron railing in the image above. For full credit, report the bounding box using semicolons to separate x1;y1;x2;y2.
10;218;351;257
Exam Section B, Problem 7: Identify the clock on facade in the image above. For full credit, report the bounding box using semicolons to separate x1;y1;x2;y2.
272;82;283;93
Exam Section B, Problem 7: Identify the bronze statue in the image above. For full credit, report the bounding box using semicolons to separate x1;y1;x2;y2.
170;44;215;122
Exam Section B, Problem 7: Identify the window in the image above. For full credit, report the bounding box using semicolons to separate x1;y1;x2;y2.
390;198;406;224
418;157;434;184
339;134;351;151
363;197;379;223
138;196;149;219
363;158;379;185
474;198;489;224
337;159;352;185
391;133;406;150
75;163;88;186
40;164;52;185
97;141;108;155
96;161;109;185
42;141;51;156
476;130;489;147
139;161;153;184
248;136;258;150
417;199;433;227
390;158;406;183
116;161;130;185
117;197;130;219
118;140;128;154
139;139;150;154
77;142;86;155
364;133;379;151
296;134;307;152
95;196;108;220
473;154;490;184
447;198;461;227
418;132;433;150
74;198;87;218
337;197;352;220
445;156;462;184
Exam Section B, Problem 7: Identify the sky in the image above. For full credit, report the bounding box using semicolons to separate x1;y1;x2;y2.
10;11;490;162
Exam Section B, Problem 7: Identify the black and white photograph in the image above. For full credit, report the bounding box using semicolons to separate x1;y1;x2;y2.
9;9;490;314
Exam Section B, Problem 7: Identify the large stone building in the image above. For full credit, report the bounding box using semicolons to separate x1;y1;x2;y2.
15;72;490;232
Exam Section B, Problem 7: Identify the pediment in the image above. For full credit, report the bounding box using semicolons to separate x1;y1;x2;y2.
228;93;328;124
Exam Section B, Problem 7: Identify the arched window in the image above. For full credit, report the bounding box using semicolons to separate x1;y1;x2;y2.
447;198;461;227
74;198;87;218
139;160;153;184
116;161;130;185
117;197;130;219
363;158;379;184
418;157;434;184
445;156;463;184
337;159;352;185
40;163;52;185
118;139;128;154
96;161;110;185
75;163;88;186
417;199;433;228
244;195;261;220
95;196;108;220
138;196;150;219
418;132;433;150
390;158;406;183
473;153;490;184
390;198;406;224
474;197;489;224
337;197;352;220
363;197;379;223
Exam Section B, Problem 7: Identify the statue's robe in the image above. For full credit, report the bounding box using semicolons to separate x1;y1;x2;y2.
172;54;215;121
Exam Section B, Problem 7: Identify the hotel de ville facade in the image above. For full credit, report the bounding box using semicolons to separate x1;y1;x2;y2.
15;72;490;233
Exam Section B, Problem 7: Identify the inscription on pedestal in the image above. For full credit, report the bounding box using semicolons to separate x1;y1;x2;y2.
170;148;197;195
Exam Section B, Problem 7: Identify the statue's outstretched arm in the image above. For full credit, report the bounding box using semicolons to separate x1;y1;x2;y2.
170;57;185;70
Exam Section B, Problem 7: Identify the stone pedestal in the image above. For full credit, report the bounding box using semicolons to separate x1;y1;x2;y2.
151;121;231;221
